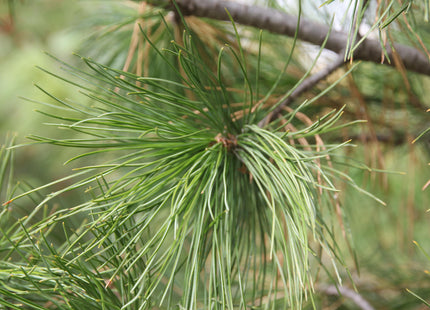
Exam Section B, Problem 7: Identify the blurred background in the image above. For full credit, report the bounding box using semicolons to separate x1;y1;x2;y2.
1;0;430;308
0;0;85;188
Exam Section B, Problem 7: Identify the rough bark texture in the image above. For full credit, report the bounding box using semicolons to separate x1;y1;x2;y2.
173;0;430;76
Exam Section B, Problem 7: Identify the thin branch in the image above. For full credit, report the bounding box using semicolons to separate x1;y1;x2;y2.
170;0;430;76
258;52;346;127
318;285;375;310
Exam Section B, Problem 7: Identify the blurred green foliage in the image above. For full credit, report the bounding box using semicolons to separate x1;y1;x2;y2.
0;0;86;187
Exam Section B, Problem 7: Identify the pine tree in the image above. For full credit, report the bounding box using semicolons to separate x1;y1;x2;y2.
1;0;429;309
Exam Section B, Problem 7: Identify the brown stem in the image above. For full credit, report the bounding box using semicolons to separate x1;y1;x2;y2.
257;52;346;127
318;285;375;310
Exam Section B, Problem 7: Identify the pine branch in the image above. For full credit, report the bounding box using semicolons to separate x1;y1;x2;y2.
170;0;430;76
258;51;346;127
318;285;375;310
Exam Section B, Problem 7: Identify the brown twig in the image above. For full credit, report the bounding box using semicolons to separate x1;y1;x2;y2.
318;285;375;310
257;52;346;127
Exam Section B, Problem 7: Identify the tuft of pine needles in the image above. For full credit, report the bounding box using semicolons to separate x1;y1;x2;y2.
1;8;386;310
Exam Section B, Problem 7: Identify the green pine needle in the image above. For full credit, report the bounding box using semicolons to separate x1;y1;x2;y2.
1;14;380;310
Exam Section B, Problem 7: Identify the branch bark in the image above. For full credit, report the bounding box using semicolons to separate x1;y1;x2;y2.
318;285;375;310
172;0;430;76
258;51;347;126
